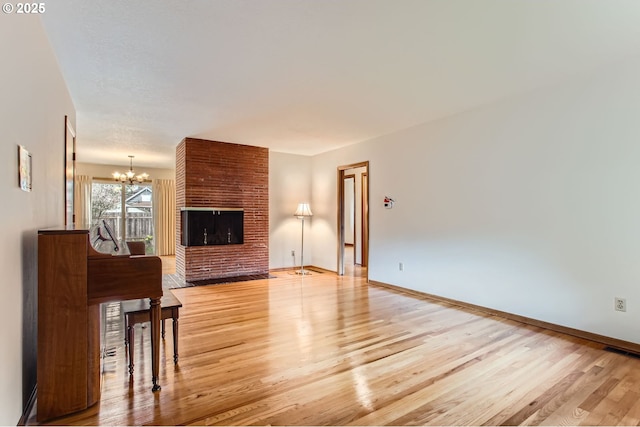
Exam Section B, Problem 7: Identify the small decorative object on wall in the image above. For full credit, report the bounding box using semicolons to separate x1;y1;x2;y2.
384;196;394;209
18;145;32;192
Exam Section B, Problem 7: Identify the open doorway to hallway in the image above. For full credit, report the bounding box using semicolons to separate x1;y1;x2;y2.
337;161;369;278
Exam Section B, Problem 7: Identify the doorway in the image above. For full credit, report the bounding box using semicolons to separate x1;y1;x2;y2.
337;161;369;278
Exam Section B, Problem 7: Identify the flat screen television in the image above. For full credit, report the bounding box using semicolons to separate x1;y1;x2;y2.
181;208;244;246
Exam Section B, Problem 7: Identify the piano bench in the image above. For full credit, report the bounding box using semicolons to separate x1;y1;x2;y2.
122;290;182;376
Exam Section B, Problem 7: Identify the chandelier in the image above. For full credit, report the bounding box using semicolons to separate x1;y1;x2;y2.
112;155;149;184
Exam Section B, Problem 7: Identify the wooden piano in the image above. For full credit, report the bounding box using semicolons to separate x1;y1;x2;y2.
37;227;163;421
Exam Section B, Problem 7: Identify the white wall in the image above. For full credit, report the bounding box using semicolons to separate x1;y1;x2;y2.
0;16;75;424
309;57;640;345
309;147;369;271
269;152;312;269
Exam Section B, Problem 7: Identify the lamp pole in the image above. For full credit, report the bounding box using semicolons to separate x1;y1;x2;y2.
294;203;312;275
299;215;306;275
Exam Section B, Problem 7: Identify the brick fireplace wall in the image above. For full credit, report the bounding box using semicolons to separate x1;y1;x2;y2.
176;138;269;281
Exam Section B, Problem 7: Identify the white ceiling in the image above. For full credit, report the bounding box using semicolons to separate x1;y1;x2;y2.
41;0;640;169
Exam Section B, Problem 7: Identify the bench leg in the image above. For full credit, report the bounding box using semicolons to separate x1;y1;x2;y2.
127;324;134;375
149;297;162;392
124;315;129;347
173;318;179;364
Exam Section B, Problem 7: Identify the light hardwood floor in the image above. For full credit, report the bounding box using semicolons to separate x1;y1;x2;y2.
33;267;640;425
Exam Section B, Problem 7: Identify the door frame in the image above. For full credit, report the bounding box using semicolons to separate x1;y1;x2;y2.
361;171;369;268
337;161;369;277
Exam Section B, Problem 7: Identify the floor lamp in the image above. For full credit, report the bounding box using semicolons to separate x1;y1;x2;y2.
294;203;313;275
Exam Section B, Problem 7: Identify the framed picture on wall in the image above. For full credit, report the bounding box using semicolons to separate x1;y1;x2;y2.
64;115;76;226
18;145;32;192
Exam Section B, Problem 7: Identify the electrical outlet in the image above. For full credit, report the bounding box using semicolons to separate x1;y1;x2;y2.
399;262;404;271
291;250;295;257
615;297;626;312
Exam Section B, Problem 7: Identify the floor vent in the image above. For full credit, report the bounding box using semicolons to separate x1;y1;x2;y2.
604;346;640;359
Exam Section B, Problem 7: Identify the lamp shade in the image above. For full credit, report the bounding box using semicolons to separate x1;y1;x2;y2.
294;203;313;218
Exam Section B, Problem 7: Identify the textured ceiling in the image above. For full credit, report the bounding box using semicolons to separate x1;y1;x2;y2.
41;0;640;168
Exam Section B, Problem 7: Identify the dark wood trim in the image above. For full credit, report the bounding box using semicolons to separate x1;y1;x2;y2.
17;386;36;426
368;279;640;355
337;169;345;275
